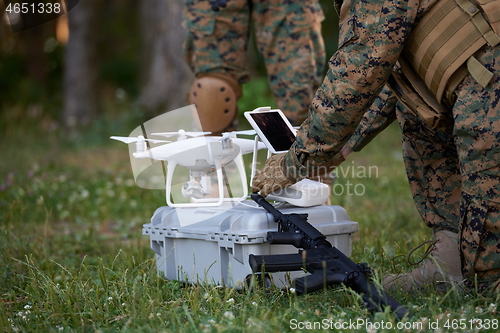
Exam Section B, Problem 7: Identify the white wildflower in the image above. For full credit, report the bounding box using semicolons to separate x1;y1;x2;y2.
223;311;235;320
80;189;89;199
246;317;257;327
226;298;234;303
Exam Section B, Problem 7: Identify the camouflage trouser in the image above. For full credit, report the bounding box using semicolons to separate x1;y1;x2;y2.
454;45;500;292
396;107;461;234
183;0;326;125
397;44;500;292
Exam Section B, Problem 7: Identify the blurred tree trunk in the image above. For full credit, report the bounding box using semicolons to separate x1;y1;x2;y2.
138;0;192;116
63;0;98;129
20;25;47;84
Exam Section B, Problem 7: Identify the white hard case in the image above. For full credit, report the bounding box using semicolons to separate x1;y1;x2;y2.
143;201;358;288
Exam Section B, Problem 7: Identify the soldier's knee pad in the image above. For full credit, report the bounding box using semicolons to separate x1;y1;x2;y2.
188;74;241;134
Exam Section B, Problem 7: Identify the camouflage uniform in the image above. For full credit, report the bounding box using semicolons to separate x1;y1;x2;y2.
283;0;500;292
183;0;326;125
347;86;462;235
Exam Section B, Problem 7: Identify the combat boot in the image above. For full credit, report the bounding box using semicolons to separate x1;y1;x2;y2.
384;230;463;292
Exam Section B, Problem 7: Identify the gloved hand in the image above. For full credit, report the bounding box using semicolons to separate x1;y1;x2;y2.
251;149;347;197
251;153;296;197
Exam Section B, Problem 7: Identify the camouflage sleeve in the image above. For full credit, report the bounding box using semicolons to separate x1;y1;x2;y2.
286;0;418;176
345;85;397;152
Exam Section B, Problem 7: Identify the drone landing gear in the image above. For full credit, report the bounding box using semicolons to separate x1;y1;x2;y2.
166;153;248;207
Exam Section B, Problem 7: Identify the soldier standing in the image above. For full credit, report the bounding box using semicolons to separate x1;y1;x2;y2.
183;0;326;134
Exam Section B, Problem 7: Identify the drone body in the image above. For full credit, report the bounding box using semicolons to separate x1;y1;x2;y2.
111;130;265;207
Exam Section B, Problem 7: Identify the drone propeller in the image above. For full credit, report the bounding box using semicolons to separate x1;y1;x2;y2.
221;129;257;139
151;129;211;138
110;135;170;144
231;129;256;136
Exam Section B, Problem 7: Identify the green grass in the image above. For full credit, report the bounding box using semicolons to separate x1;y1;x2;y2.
1;82;500;332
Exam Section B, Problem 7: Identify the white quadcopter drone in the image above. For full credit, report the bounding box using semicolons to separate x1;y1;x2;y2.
111;129;265;207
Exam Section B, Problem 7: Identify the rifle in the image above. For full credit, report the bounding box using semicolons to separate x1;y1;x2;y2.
249;193;409;320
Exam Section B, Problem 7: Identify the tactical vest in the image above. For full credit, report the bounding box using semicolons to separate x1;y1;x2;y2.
389;0;500;129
